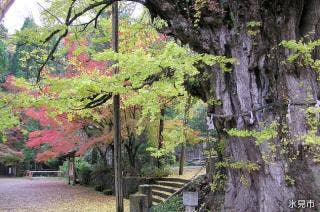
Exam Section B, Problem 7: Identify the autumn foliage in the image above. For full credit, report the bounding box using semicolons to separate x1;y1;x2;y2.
1;16;205;165
25;108;82;161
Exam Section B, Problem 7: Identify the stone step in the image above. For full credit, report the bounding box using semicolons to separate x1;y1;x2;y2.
152;190;171;199
154;181;185;188
151;185;178;193
152;196;165;204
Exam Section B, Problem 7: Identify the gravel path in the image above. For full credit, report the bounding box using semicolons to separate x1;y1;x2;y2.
0;178;129;212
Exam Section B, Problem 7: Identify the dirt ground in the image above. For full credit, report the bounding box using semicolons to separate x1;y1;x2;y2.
0;178;129;212
169;166;206;180
0;166;205;212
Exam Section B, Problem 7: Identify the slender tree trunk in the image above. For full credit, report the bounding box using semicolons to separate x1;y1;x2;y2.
129;136;136;169
112;2;123;212
70;155;76;186
111;144;115;169
179;95;191;175
67;156;70;185
179;144;185;175
91;147;98;164
125;141;136;169
157;107;165;168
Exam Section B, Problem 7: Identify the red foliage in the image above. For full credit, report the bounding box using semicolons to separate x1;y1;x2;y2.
13;31;167;162
1;75;26;93
25;108;58;127
35;150;59;161
156;34;167;43
16;151;24;158
25;107;112;161
27;130;62;148
63;35;111;77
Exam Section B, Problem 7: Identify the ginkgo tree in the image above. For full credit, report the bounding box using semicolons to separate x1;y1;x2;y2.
2;6;233;178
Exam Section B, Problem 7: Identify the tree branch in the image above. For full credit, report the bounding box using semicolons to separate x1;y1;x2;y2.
83;93;112;109
78;4;109;32
36;0;156;83
80;68;174;109
37;2;64;25
37;29;68;82
66;0;77;24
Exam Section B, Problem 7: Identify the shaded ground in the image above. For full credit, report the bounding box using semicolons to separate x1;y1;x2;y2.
0;177;129;212
0;167;204;212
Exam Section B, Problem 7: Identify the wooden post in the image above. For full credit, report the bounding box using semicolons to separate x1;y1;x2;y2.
112;2;123;212
130;193;148;212
138;185;152;209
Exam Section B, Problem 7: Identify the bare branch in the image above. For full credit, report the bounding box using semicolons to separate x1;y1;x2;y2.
37;29;68;82
83;93;112;109
66;0;77;24
78;4;109;32
43;29;61;43
37;2;63;25
68;0;115;25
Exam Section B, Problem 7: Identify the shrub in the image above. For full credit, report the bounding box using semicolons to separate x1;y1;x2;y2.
1;154;23;165
102;189;113;195
77;160;92;185
59;158;92;185
141;165;172;178
94;185;104;192
91;162;113;191
59;161;68;175
45;158;61;169
151;195;183;212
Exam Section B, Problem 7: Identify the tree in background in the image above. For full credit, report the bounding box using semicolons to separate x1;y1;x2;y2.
0;24;9;80
9;17;37;78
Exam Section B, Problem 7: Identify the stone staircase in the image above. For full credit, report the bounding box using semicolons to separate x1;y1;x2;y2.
151;178;190;205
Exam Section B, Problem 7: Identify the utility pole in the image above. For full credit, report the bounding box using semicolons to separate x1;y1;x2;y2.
112;2;123;212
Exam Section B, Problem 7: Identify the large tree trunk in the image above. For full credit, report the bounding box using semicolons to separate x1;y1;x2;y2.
141;0;320;211
0;0;15;21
